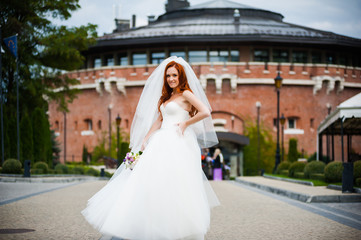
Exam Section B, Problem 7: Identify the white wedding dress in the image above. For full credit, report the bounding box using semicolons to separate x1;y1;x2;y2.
82;101;220;240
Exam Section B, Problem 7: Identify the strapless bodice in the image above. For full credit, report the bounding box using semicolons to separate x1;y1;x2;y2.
160;101;190;129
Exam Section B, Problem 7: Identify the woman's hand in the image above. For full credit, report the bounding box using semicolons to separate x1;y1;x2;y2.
177;121;188;135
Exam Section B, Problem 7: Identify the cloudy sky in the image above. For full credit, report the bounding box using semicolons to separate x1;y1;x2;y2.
52;0;361;39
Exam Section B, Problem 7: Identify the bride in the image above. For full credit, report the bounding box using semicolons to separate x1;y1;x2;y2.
82;56;220;240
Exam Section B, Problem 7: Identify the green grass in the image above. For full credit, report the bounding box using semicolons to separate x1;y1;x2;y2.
265;173;334;186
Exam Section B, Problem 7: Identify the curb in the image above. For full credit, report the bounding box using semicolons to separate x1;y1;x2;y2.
0;176;109;183
263;174;314;186
235;178;361;203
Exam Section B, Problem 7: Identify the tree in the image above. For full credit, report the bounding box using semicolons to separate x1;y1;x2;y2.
0;0;97;165
243;121;276;175
20;113;33;165
32;107;51;164
288;138;298;162
50;130;61;165
82;145;88;164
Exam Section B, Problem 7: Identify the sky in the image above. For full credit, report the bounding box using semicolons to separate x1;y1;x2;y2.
52;0;361;39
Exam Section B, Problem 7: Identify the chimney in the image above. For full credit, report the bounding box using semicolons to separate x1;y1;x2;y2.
233;9;240;23
114;19;130;32
132;14;136;28
165;0;190;13
148;15;156;24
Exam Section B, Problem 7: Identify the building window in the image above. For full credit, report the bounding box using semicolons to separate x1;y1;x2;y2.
326;53;336;64
170;51;186;59
310;118;314;129
74;121;78;130
273;49;289;63
105;55;114;66
288;118;296;129
292;51;307;63
339;54;347;66
55;121;59;131
84;119;93;131
151;52;165;64
254;49;269;62
125;119;129;129
98;120;102;130
230;50;239;62
188;50;207;63
94;57;101;68
132;53;147;65
273;118;277;127
210;50;228;62
312;52;322;63
118;53;128;66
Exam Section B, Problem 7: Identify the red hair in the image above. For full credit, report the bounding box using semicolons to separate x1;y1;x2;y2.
158;61;196;116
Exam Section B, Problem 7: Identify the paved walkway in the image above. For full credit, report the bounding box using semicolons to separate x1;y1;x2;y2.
0;178;360;239
236;176;361;203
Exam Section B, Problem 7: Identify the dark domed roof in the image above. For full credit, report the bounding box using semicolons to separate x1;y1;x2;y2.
96;0;361;48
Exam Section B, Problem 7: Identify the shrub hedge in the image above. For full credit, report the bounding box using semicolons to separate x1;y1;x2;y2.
280;170;289;176
276;161;291;174
71;166;84;175
304;161;326;179
54;164;69;174
2;159;22;174
288;161;306;178
33;161;49;174
294;172;305;179
310;173;325;182
325;161;343;183
354;160;361;180
356;178;361;187
85;168;99;176
31;169;43;174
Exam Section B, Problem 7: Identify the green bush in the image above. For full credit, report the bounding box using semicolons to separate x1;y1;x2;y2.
304;161;326;178
288;138;298;162
85;168;99;176
294;172;305;178
325;161;343;183
280;170;289;176
105;171;113;178
31;169;43;174
310;173;325;182
2;159;22;174
33;161;49;174
356;178;361;187
354;160;361;180
71;166;84;175
54;163;69;174
276;161;291;174
288;161;306;178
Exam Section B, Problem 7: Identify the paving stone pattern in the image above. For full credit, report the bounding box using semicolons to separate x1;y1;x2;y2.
0;180;360;239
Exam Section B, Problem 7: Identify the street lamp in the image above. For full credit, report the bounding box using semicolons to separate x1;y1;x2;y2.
273;72;283;173
116;114;122;167
256;101;261;175
108;104;112;157
280;113;286;162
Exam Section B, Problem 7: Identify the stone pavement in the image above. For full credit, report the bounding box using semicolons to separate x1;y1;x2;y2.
0;178;360;239
236;176;361;203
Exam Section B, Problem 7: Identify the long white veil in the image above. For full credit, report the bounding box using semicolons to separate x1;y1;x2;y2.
129;56;218;153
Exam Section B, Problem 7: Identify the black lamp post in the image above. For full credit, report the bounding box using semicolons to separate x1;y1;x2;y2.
256;101;261;175
273;72;283;173
280;113;286;162
116;114;122;167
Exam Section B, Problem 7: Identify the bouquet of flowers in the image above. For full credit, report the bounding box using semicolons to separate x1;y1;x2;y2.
123;151;142;170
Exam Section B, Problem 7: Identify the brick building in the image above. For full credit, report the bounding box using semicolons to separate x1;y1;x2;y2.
48;0;361;174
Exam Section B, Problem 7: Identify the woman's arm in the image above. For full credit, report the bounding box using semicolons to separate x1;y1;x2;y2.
141;114;163;151
178;90;211;134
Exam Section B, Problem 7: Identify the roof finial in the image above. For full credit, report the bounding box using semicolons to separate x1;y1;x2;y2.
233;9;240;23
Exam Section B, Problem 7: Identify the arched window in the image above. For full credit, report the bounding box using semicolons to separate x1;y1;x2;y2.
84;119;93;131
